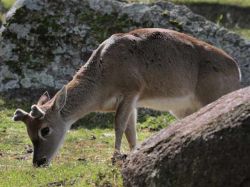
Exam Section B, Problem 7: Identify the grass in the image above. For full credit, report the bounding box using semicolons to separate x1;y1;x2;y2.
0;0;249;184
232;28;250;40
0;96;174;187
0;0;15;9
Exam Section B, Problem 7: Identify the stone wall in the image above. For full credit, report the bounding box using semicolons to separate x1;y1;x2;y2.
0;0;250;93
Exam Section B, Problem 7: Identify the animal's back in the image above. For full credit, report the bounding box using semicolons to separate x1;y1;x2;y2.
92;28;241;117
100;29;240;92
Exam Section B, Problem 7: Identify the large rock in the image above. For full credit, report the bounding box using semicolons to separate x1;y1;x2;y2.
122;86;250;187
0;0;250;93
184;3;250;29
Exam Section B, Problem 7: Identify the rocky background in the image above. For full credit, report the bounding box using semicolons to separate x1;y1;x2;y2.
0;0;250;95
184;2;250;29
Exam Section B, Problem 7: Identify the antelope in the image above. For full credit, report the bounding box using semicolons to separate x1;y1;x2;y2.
13;28;241;167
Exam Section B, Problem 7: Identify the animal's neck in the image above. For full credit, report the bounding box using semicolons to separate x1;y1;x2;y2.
60;70;99;125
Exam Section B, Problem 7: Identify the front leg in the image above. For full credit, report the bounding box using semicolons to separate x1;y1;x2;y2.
112;95;137;163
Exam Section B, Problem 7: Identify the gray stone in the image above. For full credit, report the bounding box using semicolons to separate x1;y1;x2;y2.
0;0;249;94
4;79;20;89
122;86;250;187
8;23;32;39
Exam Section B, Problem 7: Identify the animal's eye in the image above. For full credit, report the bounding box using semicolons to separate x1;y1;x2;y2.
41;127;50;138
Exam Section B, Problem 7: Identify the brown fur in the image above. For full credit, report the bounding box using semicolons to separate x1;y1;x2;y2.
13;28;241;166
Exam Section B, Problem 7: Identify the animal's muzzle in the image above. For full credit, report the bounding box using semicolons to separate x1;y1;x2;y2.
33;157;48;167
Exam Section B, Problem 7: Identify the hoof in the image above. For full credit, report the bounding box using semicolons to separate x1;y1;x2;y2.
111;152;127;165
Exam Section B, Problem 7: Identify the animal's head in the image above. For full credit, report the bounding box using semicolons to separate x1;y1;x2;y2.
13;87;68;167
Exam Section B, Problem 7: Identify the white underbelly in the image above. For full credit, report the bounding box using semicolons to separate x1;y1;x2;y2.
100;93;201;115
137;94;198;112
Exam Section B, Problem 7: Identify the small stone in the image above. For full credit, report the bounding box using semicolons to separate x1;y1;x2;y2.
77;158;87;163
25;145;33;154
90;135;96;140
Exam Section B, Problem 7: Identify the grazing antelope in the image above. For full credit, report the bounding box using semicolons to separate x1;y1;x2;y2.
13;28;241;167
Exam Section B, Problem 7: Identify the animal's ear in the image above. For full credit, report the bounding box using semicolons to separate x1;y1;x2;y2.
13;109;30;123
30;105;45;119
37;91;50;105
53;86;67;112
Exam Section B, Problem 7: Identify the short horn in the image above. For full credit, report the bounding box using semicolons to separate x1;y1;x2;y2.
13;109;29;122
30;105;45;119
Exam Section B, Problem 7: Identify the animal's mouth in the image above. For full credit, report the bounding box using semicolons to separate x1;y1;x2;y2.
33;157;49;167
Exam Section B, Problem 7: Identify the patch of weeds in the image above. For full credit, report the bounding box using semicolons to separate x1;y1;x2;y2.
46;177;79;187
138;113;175;131
93;167;121;187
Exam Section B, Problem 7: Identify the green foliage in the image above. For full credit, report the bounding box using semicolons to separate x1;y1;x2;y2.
1;0;15;9
216;14;224;26
138;113;175;131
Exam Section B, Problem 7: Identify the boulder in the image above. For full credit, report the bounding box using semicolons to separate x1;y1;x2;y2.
0;0;250;93
122;86;250;187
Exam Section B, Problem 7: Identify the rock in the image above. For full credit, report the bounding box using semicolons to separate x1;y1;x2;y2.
184;3;250;29
122;86;250;187
0;0;250;94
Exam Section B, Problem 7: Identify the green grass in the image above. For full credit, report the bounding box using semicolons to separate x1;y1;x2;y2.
0;0;15;9
0;97;174;187
232;28;250;40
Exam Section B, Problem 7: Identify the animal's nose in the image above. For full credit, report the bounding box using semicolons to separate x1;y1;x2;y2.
33;157;48;167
